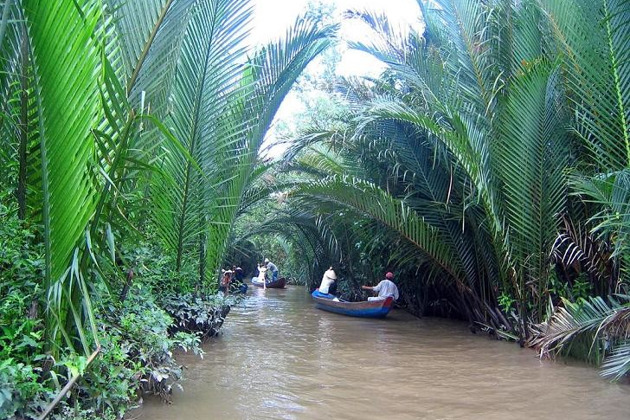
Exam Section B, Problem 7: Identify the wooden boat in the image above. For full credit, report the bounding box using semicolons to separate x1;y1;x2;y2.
251;276;286;289
311;289;394;318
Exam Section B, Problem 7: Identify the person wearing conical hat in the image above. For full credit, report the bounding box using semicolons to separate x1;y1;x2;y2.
318;267;337;295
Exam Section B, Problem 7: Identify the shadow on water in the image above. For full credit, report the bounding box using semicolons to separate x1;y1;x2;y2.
130;286;630;420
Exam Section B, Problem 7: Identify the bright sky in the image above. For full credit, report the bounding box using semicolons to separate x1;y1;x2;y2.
253;0;421;36
252;0;423;157
253;0;422;77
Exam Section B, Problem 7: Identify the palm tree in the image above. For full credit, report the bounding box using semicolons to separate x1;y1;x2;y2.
271;0;628;348
0;0;336;356
146;1;336;289
540;0;630;290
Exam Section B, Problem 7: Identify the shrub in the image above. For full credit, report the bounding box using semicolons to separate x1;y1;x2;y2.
0;360;52;419
80;283;203;413
0;199;49;419
161;293;232;340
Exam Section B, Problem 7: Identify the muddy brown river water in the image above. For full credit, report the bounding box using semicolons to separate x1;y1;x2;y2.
132;285;630;419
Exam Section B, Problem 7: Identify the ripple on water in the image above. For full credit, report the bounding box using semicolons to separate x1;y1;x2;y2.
132;286;630;420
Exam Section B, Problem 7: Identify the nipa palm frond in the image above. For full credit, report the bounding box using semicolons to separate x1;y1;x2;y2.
24;0;103;283
529;295;630;371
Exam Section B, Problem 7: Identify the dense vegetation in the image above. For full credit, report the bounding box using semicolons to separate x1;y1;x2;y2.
0;0;332;418
1;0;629;418
258;0;630;379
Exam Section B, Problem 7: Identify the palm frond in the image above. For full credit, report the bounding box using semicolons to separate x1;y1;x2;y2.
200;15;336;283
541;0;630;170
601;338;630;380
24;0;102;283
292;174;464;281
497;61;569;308
150;0;252;272
529;296;630;366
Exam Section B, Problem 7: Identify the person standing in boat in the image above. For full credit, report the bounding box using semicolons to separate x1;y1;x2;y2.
256;263;268;280
362;271;399;301
318;267;338;295
264;258;279;282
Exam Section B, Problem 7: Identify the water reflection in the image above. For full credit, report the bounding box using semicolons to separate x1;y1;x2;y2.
133;286;630;420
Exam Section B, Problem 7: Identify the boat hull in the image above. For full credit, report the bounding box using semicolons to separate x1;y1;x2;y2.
311;290;394;318
251;277;286;289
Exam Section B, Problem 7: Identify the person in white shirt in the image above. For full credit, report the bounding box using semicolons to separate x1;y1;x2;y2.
362;272;399;301
318;267;337;295
256;263;268;288
265;258;279;281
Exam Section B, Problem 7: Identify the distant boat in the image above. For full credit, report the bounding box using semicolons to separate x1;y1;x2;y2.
311;289;394;318
251;276;286;289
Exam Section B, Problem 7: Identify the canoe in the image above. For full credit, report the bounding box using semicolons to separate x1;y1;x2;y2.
311;289;394;318
251;276;286;289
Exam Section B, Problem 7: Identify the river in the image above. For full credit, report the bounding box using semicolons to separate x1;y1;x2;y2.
132;285;630;419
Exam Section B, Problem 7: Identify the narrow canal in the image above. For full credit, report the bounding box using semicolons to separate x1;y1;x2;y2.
135;286;630;419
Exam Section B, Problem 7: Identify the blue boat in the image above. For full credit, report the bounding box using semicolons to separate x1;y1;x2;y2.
311;289;394;318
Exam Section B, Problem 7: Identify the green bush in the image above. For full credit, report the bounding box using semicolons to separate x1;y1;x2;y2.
161;292;232;340
0;360;52;419
0;199;49;419
0;195;234;419
78;283;203;414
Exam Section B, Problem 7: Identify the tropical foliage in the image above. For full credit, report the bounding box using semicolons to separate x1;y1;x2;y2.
530;295;630;380
248;0;630;379
2;0;630;416
0;0;334;417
